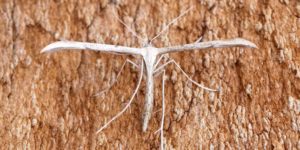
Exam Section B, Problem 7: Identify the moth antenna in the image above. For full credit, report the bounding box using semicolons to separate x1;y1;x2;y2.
113;10;144;42
149;6;194;45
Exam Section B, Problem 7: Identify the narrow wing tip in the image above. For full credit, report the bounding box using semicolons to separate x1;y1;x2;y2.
40;41;64;53
235;38;258;49
40;46;50;53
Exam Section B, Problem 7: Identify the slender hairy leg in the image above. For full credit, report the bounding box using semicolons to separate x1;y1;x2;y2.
194;36;203;43
160;70;166;150
154;69;164;78
154;59;218;92
94;59;139;97
154;54;167;69
152;69;166;150
96;59;144;134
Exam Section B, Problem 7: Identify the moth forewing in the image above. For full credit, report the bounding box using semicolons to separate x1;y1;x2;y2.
41;41;142;55
157;38;257;54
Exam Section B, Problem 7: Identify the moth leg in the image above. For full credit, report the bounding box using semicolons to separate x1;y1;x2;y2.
153;69;164;78
94;59;139;97
153;69;166;150
154;55;165;69
96;59;144;134
154;59;218;92
194;36;203;43
160;70;166;150
154;54;168;69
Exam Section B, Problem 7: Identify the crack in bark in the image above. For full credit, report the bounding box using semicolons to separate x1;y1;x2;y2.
5;0;16;102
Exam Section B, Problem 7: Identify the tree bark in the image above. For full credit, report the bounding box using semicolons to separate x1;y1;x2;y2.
1;0;300;149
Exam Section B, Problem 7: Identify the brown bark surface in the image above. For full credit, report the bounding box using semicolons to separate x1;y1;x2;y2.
1;0;300;149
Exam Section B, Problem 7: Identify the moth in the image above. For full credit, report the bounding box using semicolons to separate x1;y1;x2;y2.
41;8;257;136
42;37;256;130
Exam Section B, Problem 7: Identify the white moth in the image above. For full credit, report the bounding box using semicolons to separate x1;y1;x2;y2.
42;38;256;129
41;9;257;148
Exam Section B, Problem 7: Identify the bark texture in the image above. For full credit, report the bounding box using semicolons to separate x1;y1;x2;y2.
1;0;300;149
